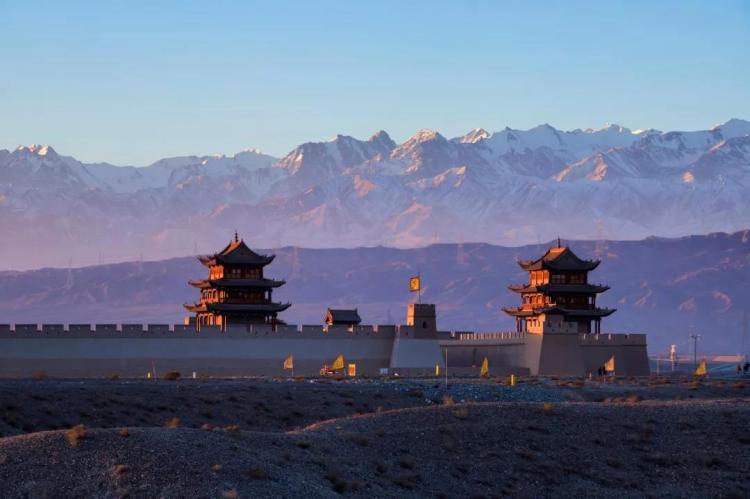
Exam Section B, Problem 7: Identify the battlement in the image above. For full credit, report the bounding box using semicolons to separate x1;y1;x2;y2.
0;323;401;339
579;333;647;346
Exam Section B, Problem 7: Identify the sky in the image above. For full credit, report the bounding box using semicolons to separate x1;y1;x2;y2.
1;0;749;165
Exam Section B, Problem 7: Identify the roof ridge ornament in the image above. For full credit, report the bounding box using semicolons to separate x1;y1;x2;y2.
234;230;239;243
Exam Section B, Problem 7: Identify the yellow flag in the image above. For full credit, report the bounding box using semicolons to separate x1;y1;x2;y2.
694;360;707;376
604;355;615;372
330;353;345;371
409;275;421;292
283;354;294;370
480;356;489;377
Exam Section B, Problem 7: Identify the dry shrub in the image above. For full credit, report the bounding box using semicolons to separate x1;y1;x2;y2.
65;424;87;448
391;473;419;489
225;424;240;434
452;407;469;419
163;371;181;381
733;381;746;390
112;464;130;476
119;428;130;438
212;463;223;472
165;417;180;428
398;458;416;470
541;402;555;413
324;470;357;493
32;371;48;380
247;467;270;480
221;489;238;499
107;373;121;380
349;435;369;447
441;394;455;406
625;394;643;403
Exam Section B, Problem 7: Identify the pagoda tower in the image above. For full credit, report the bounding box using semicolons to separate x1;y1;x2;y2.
503;240;614;334
184;233;290;330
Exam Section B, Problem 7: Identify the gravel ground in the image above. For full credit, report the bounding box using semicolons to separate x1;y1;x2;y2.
0;377;748;498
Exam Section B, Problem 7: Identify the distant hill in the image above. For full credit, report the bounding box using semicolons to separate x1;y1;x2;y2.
2;119;750;270
0;231;748;355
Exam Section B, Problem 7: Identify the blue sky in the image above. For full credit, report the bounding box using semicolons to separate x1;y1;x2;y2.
1;0;748;164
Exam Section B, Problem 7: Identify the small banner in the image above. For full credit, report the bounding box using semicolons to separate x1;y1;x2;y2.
409;275;421;293
283;354;294;370
604;355;615;373
694;360;707;376
480;356;489;377
330;353;345;371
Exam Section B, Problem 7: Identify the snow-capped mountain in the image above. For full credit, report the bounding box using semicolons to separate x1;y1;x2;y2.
1;119;749;270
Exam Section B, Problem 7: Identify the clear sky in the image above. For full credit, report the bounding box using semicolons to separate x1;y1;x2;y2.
1;0;748;165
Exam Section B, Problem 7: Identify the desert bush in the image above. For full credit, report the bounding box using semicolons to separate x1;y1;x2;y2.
390;473;419;490
225;424;240;434
452;407;469;419
212;463;223;472
32;371;48;379
348;435;369;447
163;371;181;381
119;428;130;438
398;458;416;470
625;394;643;403
247;467;270;480
221;489;238;499
165;417;180;428
107;373;121;380
112;464;130;476
541;402;554;413
65;424;87;447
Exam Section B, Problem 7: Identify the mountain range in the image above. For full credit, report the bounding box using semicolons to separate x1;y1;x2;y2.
0;231;748;354
2;119;750;269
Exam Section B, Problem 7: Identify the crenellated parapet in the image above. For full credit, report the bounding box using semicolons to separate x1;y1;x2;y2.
578;333;647;346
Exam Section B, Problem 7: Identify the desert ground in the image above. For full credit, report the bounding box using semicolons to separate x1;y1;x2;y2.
0;375;748;498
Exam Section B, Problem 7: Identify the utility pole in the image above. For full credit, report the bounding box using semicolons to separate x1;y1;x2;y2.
690;330;701;370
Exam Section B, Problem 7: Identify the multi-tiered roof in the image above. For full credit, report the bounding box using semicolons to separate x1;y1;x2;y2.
503;242;614;333
184;234;290;330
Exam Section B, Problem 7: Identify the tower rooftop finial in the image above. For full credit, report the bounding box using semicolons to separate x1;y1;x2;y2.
234;230;239;243
557;236;561;248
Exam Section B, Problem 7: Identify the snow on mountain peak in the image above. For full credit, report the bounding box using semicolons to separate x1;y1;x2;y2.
409;129;441;143
15;144;57;157
457;128;490;144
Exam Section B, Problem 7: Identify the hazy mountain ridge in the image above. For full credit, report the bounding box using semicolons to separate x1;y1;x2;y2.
0;231;748;354
2;120;750;269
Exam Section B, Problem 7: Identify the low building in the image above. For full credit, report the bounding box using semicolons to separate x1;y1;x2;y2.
324;308;362;327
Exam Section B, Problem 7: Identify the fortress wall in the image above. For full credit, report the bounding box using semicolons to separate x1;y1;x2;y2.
0;334;396;377
438;342;528;375
579;334;649;376
375;325;396;334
